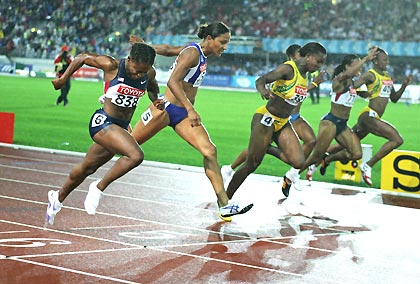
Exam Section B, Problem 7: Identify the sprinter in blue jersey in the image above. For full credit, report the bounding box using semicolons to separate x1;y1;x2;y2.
130;22;254;222
46;43;160;225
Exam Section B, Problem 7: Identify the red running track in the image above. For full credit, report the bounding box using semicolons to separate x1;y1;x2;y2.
0;143;419;284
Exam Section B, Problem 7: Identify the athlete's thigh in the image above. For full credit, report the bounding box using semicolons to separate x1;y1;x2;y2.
335;127;361;154
352;120;369;140
173;118;215;152
247;114;274;158
313;120;337;154
275;124;302;159
362;117;400;140
292;117;315;143
94;124;141;157
131;104;170;144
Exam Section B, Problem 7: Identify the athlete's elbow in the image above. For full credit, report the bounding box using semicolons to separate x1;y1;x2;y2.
255;76;265;85
167;79;177;93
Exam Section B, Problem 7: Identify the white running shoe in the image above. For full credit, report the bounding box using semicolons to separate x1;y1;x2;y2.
46;190;63;225
221;165;235;184
360;162;372;186
219;201;253;218
285;168;302;191
306;164;316;182
84;180;103;215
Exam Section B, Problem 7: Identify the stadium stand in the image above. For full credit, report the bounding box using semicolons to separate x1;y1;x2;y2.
1;0;419;83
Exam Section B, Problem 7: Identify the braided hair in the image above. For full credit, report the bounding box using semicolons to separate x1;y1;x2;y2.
130;43;156;65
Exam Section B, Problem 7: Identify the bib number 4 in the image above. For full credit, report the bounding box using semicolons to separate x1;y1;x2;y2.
260;113;274;127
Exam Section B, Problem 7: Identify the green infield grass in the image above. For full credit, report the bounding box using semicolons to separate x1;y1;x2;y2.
1;76;419;188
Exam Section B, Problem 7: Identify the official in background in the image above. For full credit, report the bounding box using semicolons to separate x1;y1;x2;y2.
308;70;321;104
54;45;72;106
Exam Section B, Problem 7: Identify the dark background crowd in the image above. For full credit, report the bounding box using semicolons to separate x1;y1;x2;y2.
1;0;419;83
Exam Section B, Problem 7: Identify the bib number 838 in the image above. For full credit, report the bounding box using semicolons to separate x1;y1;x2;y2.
112;95;139;107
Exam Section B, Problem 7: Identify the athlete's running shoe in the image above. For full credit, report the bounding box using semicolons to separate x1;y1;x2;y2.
46;190;63;225
219;201;253;218
221;165;235;184
84;180;103;215
319;153;330;176
306;164;317;181
218;212;232;222
360;162;373;186
282;176;292;197
282;168;302;197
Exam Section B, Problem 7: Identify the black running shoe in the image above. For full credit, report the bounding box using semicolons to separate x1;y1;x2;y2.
282;176;292;197
319;153;330;176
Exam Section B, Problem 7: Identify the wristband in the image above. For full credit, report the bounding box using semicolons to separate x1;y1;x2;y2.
311;81;319;88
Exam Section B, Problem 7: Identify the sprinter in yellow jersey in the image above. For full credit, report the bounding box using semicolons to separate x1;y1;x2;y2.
322;47;412;186
226;42;327;200
220;44;325;186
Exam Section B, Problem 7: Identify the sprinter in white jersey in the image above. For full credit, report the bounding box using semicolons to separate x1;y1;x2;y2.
131;22;254;222
321;47;412;186
46;43;160;225
296;48;378;181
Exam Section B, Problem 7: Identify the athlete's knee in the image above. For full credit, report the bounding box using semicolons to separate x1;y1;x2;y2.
81;164;99;176
394;135;403;148
244;163;259;173
349;149;362;161
304;138;316;151
244;155;263;172
201;144;217;160
128;150;144;167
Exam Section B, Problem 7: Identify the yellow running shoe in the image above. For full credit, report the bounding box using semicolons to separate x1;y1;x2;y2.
218;212;232;222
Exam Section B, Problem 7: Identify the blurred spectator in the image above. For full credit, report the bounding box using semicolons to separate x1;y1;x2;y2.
54;45;72;106
0;0;418;84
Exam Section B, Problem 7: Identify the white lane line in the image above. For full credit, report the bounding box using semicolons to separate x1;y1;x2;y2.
69;224;146;231
8;258;141;284
0;230;30;234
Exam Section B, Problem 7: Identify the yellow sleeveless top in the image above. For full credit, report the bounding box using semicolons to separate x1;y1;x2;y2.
367;69;393;99
270;60;308;106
